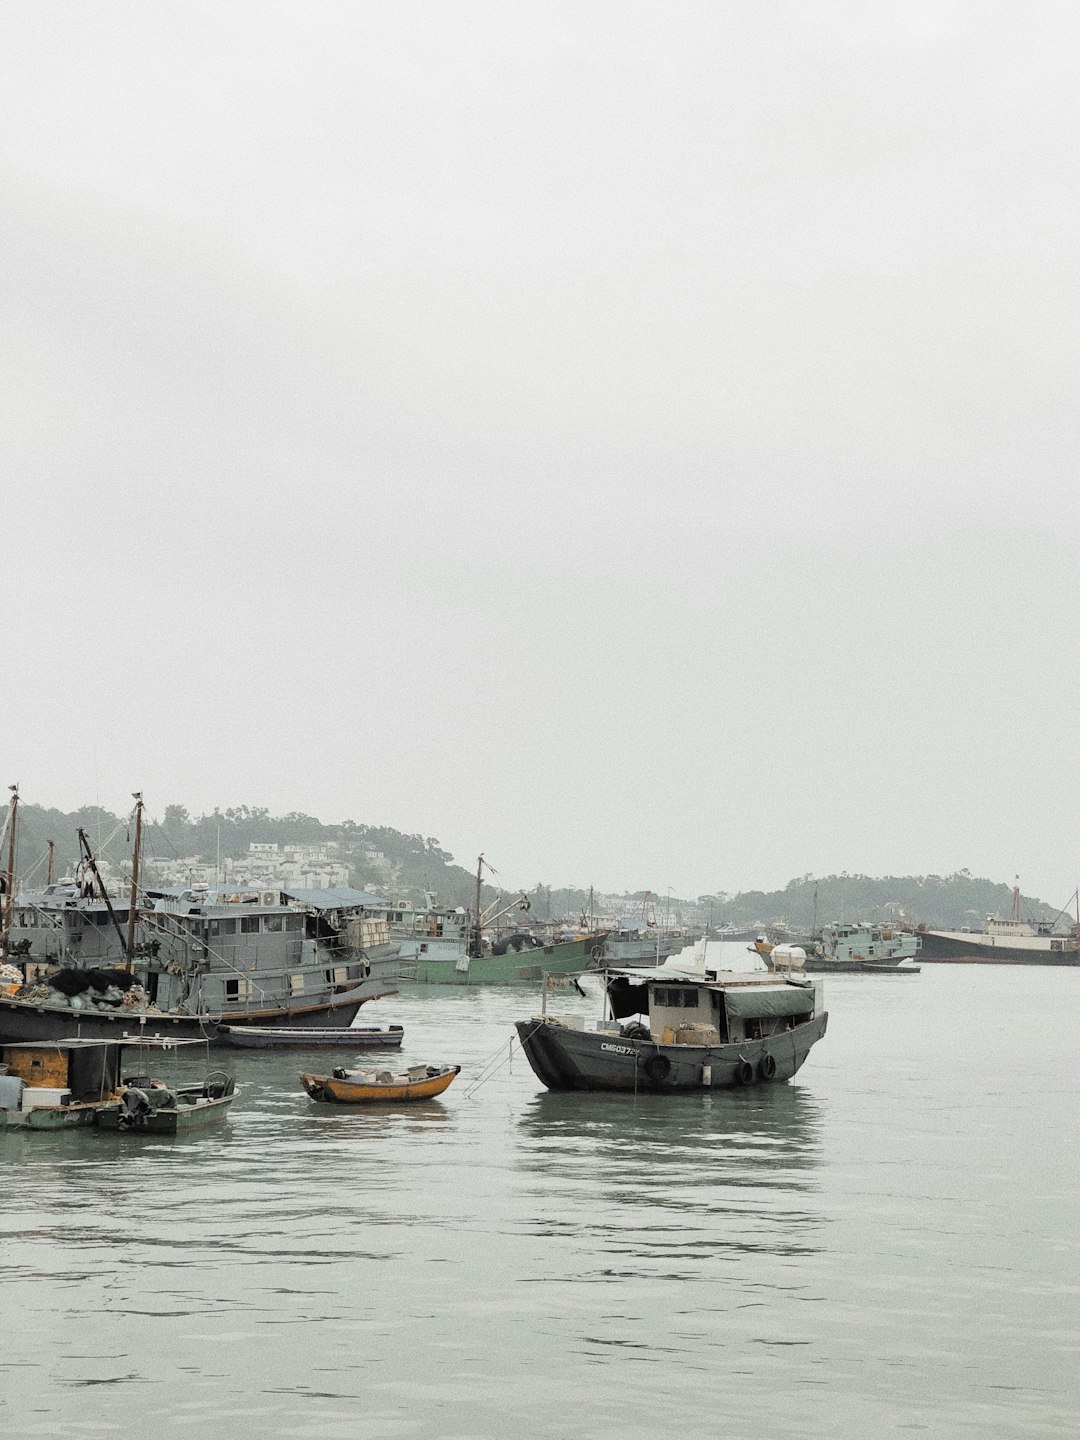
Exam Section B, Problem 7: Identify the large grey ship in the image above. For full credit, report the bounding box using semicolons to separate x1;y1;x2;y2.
0;880;400;1042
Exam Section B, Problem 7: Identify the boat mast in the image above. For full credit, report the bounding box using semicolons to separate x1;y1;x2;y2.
472;853;484;959
76;827;129;958
2;783;18;942
125;792;144;969
46;839;55;885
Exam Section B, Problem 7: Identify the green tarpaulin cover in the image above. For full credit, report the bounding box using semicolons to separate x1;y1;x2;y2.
722;985;815;1020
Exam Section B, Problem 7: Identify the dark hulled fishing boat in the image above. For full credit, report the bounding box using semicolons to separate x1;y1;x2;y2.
515;965;827;1092
916;881;1080;965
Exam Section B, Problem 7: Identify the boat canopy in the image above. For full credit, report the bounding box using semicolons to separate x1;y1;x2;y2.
605;974;651;1019
722;986;815;1020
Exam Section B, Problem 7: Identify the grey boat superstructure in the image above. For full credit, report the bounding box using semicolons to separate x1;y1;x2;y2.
598;924;693;967
515;964;827;1092
0;881;398;1042
754;921;921;973
387;897;473;974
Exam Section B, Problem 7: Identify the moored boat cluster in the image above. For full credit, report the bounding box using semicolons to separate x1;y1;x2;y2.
5;787;1078;1138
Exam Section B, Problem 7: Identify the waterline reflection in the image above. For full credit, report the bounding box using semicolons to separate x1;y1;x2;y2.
514;1084;825;1275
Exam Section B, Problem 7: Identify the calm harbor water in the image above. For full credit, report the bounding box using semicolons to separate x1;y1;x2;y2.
2;952;1078;1438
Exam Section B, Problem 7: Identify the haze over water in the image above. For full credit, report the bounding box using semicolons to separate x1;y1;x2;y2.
3;955;1078;1438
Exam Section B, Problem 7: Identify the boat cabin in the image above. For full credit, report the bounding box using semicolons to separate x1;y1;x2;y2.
1;1038;121;1112
5;881;379;1019
602;969;819;1045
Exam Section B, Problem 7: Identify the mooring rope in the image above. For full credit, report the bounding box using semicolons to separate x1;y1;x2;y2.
463;1019;546;1099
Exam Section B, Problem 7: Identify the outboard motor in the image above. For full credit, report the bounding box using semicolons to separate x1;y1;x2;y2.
117;1087;151;1130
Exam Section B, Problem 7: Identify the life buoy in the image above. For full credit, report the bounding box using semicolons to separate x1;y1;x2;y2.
735;1059;754;1085
758;1053;777;1081
643;1052;671;1083
590;942;605;961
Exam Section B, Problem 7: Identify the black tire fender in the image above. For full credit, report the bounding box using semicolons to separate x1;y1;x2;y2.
643;1051;671;1083
735;1059;754;1085
758;1053;777;1081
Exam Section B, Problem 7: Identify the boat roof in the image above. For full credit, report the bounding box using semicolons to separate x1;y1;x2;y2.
2;1036;212;1050
597;965;813;992
282;886;388;910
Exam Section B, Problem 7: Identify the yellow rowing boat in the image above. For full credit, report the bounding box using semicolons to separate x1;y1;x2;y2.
300;1063;461;1104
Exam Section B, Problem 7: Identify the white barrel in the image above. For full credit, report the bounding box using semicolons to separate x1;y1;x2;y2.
769;944;806;971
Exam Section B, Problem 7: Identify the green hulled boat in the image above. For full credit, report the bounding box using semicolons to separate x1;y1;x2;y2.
0;1036;236;1135
413;931;608;986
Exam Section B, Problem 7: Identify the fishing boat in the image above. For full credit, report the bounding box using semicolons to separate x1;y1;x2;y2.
430;930;609;986
514;964;827;1092
750;922;921;973
0;1034;236;1133
299;1063;461;1104
0;795;393;1042
598;923;692;967
96;1067;237;1134
915;883;1080;965
218;1024;404;1049
380;893;473;973
393;856;609;985
595;891;697;967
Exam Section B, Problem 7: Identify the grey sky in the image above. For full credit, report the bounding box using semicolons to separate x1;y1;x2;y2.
2;3;1078;905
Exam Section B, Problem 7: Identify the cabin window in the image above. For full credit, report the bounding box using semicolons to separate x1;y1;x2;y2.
264;915;284;933
654;986;698;1008
240;916;260;934
286;915;304;932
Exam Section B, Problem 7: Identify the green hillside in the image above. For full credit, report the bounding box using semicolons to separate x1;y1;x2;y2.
3;800;1068;931
4;801;493;909
701;872;1070;932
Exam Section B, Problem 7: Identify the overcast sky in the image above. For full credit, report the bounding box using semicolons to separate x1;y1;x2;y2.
2;2;1078;906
